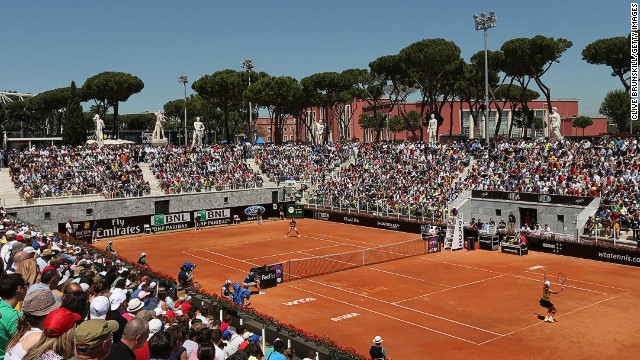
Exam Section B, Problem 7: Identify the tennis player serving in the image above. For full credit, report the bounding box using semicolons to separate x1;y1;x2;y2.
531;266;566;323
285;218;300;238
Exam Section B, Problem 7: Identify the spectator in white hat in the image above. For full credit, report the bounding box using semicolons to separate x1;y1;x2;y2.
124;298;144;321
108;292;128;343
369;335;390;360
89;296;110;320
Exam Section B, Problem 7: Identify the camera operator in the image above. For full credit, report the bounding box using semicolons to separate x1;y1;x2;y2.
178;262;195;287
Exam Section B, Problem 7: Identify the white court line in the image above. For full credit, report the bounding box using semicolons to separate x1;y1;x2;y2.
368;267;454;288
305;278;502;336
299;234;369;249
244;244;344;261
523;271;630;291
478;293;623;345
422;257;504;274
286;283;480;345
305;232;398;246
192;238;276;252
396;274;509;304
424;258;612;294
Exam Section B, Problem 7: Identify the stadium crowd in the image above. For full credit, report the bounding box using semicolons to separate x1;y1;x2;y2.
8;145;150;202
0;213;302;360
3;137;639;239
254;144;350;185
312;141;484;219
467;137;640;235
146;145;263;194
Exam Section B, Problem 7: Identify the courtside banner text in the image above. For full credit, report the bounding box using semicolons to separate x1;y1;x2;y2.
61;202;293;242
471;190;594;206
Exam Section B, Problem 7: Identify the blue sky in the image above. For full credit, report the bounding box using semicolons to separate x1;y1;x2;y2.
1;0;633;117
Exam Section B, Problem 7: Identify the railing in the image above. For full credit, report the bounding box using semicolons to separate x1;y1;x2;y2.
20;193;105;205
448;190;471;211
308;195;449;224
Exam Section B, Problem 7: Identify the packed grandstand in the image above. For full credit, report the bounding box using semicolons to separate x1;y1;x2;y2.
6;138;640;237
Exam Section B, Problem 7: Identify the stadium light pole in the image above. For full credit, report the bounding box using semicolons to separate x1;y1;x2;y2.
473;11;496;145
178;75;188;146
241;59;254;141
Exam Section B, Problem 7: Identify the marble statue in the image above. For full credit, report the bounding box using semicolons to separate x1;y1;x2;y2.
314;120;325;145
152;110;166;140
192;117;205;146
428;114;438;144
93;114;105;148
549;107;563;140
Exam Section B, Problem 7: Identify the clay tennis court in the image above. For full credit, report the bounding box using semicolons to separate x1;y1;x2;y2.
113;219;640;359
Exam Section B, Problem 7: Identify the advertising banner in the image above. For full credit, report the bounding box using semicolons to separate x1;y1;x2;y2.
285;204;305;219
471;190;593;206
527;237;640;267
310;210;422;233
427;236;440;253
60;202;292;242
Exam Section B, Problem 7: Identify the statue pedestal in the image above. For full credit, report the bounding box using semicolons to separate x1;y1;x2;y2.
151;138;169;147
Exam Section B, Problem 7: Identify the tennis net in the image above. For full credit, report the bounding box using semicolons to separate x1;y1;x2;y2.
284;238;426;281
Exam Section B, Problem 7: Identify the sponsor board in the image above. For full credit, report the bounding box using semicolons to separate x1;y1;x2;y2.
313;211;330;221
377;221;400;230
244;205;266;216
527;237;640;267
427;236;440;253
500;243;527;256
285;204;305;219
471;190;594;206
61;203;291;242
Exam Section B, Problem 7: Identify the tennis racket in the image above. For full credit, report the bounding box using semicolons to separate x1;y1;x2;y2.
558;272;567;289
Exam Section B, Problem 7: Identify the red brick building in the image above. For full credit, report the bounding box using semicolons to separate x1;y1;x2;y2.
255;98;608;143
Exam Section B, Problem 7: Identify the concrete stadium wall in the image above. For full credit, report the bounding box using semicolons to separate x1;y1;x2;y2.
458;199;582;235
7;188;281;232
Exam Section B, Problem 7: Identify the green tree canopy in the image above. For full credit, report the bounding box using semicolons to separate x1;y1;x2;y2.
62;81;87;146
600;89;631;132
501;36;572;114
192;69;245;144
399;38;463;138
582;35;631;92
82;71;144;136
245;75;302;144
572;115;593;136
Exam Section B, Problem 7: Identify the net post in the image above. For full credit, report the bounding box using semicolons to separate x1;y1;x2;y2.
361;250;365;266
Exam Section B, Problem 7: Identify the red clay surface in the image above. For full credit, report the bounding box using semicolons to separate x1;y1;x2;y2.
112;219;640;359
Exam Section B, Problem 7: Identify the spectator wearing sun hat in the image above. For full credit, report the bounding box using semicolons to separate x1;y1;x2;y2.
73;319;119;360
22;307;80;360
124;298;144;321
109;292;128;343
5;289;60;360
369;335;390;360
